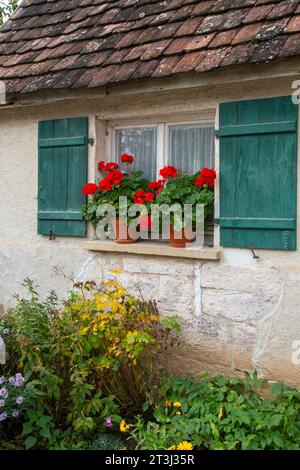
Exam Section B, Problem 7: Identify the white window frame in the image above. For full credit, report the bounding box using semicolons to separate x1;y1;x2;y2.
108;113;216;180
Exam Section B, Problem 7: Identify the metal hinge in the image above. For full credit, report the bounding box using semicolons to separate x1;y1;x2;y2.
88;138;94;146
49;231;56;241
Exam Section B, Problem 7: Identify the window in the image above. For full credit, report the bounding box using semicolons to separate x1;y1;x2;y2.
116;127;157;181
168;123;215;175
113;120;215;180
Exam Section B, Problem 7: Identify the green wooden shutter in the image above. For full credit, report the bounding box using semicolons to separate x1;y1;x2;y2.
218;96;298;250
38;117;88;237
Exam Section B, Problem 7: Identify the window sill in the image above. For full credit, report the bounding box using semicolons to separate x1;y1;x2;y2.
83;240;221;261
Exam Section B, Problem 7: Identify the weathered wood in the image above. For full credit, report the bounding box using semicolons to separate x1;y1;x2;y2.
219;96;298;251
38;117;88;237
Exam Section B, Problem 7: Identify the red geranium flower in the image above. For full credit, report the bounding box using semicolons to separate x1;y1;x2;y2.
145;192;154;202
99;178;112;192
134;197;145;204
99;170;124;191
135;189;147;197
133;190;154;204
98;161;106;171
82;183;98;196
121;154;134;164
104;162;119;172
195;167;216;188
107;169;124;185
133;190;148;204
148;179;165;190
139;215;152;231
194;176;206;187
160;166;178;179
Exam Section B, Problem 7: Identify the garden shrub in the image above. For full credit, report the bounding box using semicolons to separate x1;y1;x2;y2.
129;372;300;450
2;277;300;451
0;275;180;449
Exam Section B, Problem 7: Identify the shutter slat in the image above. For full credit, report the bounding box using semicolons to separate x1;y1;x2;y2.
219;218;296;230
219;96;298;251
216;121;296;137
38;211;83;221
39;136;87;148
38;117;88;237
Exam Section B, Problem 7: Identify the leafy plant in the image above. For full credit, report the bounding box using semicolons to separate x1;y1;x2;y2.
156;172;215;230
22;411;59;450
81;157;149;227
64;275;181;413
1;275;180;449
130;372;300;450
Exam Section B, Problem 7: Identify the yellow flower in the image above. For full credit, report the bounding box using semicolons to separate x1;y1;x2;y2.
168;445;177;450
112;269;123;275
173;402;182;408
177;441;193;450
120;419;130;433
79;326;90;335
166;400;172;407
175;411;181;415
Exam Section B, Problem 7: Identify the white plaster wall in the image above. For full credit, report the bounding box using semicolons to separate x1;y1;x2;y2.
1;76;300;387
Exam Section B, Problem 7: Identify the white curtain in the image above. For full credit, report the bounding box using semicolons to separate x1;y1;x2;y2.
169;123;215;175
116;127;157;181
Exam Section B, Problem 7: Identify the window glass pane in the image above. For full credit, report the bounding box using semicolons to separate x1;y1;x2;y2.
116;127;157;181
169;123;215;175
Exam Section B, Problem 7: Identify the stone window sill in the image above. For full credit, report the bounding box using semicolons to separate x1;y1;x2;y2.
83;240;221;261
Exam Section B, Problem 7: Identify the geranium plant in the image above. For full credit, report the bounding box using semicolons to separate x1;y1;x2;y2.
81;154;150;231
153;166;216;236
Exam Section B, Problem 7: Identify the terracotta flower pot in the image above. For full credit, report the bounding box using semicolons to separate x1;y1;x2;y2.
112;218;139;244
169;225;193;248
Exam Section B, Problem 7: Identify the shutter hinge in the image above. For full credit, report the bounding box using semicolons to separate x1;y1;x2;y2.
88;138;94;146
250;248;259;260
49;231;56;241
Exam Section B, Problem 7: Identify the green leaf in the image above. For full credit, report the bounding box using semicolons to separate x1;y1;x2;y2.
24;436;37;450
22;422;33;435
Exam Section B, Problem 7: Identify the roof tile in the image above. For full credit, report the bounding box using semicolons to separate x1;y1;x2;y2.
243;4;274;23
152;56;180;77
173;50;206;73
195;46;231;71
222;43;258;66
209;28;238;48
232;23;263;44
184;33;215;52
284;14;300;32
175;17;203;37
131;58;159;79
279;31;300;56
1;0;300;95
268;0;299;19
250;35;287;62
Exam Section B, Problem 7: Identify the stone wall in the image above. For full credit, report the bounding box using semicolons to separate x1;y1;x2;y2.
1;74;300;387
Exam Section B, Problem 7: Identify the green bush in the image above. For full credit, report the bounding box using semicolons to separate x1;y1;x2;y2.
130;372;300;450
0;277;180;449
